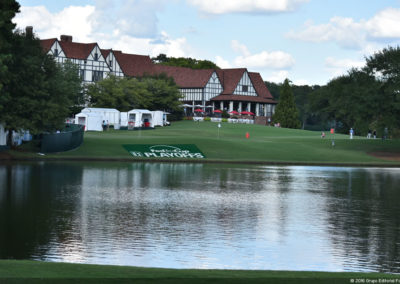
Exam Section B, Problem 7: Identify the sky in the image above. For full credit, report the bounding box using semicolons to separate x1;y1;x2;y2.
14;0;400;85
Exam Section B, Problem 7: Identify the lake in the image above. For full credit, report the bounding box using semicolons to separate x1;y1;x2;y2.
0;162;399;272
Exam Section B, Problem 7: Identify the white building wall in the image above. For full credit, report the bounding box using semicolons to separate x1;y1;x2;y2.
233;71;257;96
204;72;223;101
51;41;112;83
180;88;203;101
106;52;124;77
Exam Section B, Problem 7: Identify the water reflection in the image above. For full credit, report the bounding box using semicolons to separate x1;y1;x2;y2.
0;162;399;272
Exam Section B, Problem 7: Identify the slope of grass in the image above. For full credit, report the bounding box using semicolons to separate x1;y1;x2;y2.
0;260;398;284
9;121;400;165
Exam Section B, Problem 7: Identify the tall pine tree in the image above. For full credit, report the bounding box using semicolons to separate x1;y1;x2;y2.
273;79;301;129
0;0;20;109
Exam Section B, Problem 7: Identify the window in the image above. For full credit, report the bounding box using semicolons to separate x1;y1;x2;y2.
80;69;85;80
54;48;58;56
94;53;98;61
92;71;103;82
242;85;248;92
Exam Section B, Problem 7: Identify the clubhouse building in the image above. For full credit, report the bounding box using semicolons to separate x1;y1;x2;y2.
40;34;277;120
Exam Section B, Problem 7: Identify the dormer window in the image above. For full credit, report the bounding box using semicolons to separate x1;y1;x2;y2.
94;53;98;61
242;85;248;92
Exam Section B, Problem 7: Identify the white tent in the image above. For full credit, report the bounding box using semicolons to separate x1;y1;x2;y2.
0;124;7;146
127;109;154;129
151;111;169;127
75;112;103;131
81;108;120;126
120;112;128;127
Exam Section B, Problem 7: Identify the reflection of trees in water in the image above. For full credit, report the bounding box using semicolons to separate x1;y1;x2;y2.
76;163;268;254
0;162;83;259
324;169;400;273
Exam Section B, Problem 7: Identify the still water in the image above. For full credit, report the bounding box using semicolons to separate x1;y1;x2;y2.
0;162;399;272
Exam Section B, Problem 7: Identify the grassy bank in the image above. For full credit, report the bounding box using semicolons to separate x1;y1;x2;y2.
0;260;398;284
7;120;400;165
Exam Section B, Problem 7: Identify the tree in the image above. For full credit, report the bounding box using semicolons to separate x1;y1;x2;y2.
272;79;301;129
0;30;83;145
0;0;20;111
88;74;182;113
88;76;152;111
264;81;281;100
365;46;400;131
151;53;219;70
309;69;380;134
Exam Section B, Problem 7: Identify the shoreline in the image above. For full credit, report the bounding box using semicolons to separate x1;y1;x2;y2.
0;259;398;283
2;153;400;168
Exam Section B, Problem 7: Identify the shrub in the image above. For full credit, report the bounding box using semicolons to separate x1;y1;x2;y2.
204;117;211;121
222;118;228;122
222;110;230;118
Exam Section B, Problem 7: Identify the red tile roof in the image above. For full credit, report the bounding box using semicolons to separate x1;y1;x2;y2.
40;38;57;53
211;94;276;104
58;41;97;60
248;72;275;100
153;65;214;88
113;51;154;77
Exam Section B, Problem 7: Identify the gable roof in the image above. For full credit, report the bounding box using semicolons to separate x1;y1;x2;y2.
100;49;112;59
153;65;214;88
216;68;247;95
248;72;275;100
211;69;277;104
40;38;57;53
113;51;154;77
58;41;97;60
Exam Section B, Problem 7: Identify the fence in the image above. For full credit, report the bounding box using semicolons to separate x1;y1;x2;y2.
40;124;84;153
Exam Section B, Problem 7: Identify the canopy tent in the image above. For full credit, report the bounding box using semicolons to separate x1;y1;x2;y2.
213;109;222;113
127;109;154;128
241;111;255;115
0;124;7;146
229;110;239;115
151;111;169;127
80;108;120;126
75;112;103;131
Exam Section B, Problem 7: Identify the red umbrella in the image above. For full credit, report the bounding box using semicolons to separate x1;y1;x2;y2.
194;108;204;112
229;110;239;115
214;109;222;113
241;111;255;115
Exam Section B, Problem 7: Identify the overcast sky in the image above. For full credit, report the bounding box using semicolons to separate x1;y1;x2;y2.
15;0;400;85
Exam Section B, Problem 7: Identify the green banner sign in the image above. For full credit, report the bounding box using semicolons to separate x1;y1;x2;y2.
123;144;206;159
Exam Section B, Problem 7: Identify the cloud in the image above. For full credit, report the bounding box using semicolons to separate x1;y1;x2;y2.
366;8;400;39
216;41;295;83
325;57;365;77
14;4;192;59
215;56;232;68
92;0;168;38
287;8;400;49
265;71;289;83
230;40;295;69
187;0;309;15
15;5;96;43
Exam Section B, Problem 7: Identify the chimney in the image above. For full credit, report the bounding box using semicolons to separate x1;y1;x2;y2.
25;26;33;37
60;35;73;42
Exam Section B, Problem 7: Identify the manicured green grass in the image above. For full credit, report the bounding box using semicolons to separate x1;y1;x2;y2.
10;121;400;165
0;260;398;284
